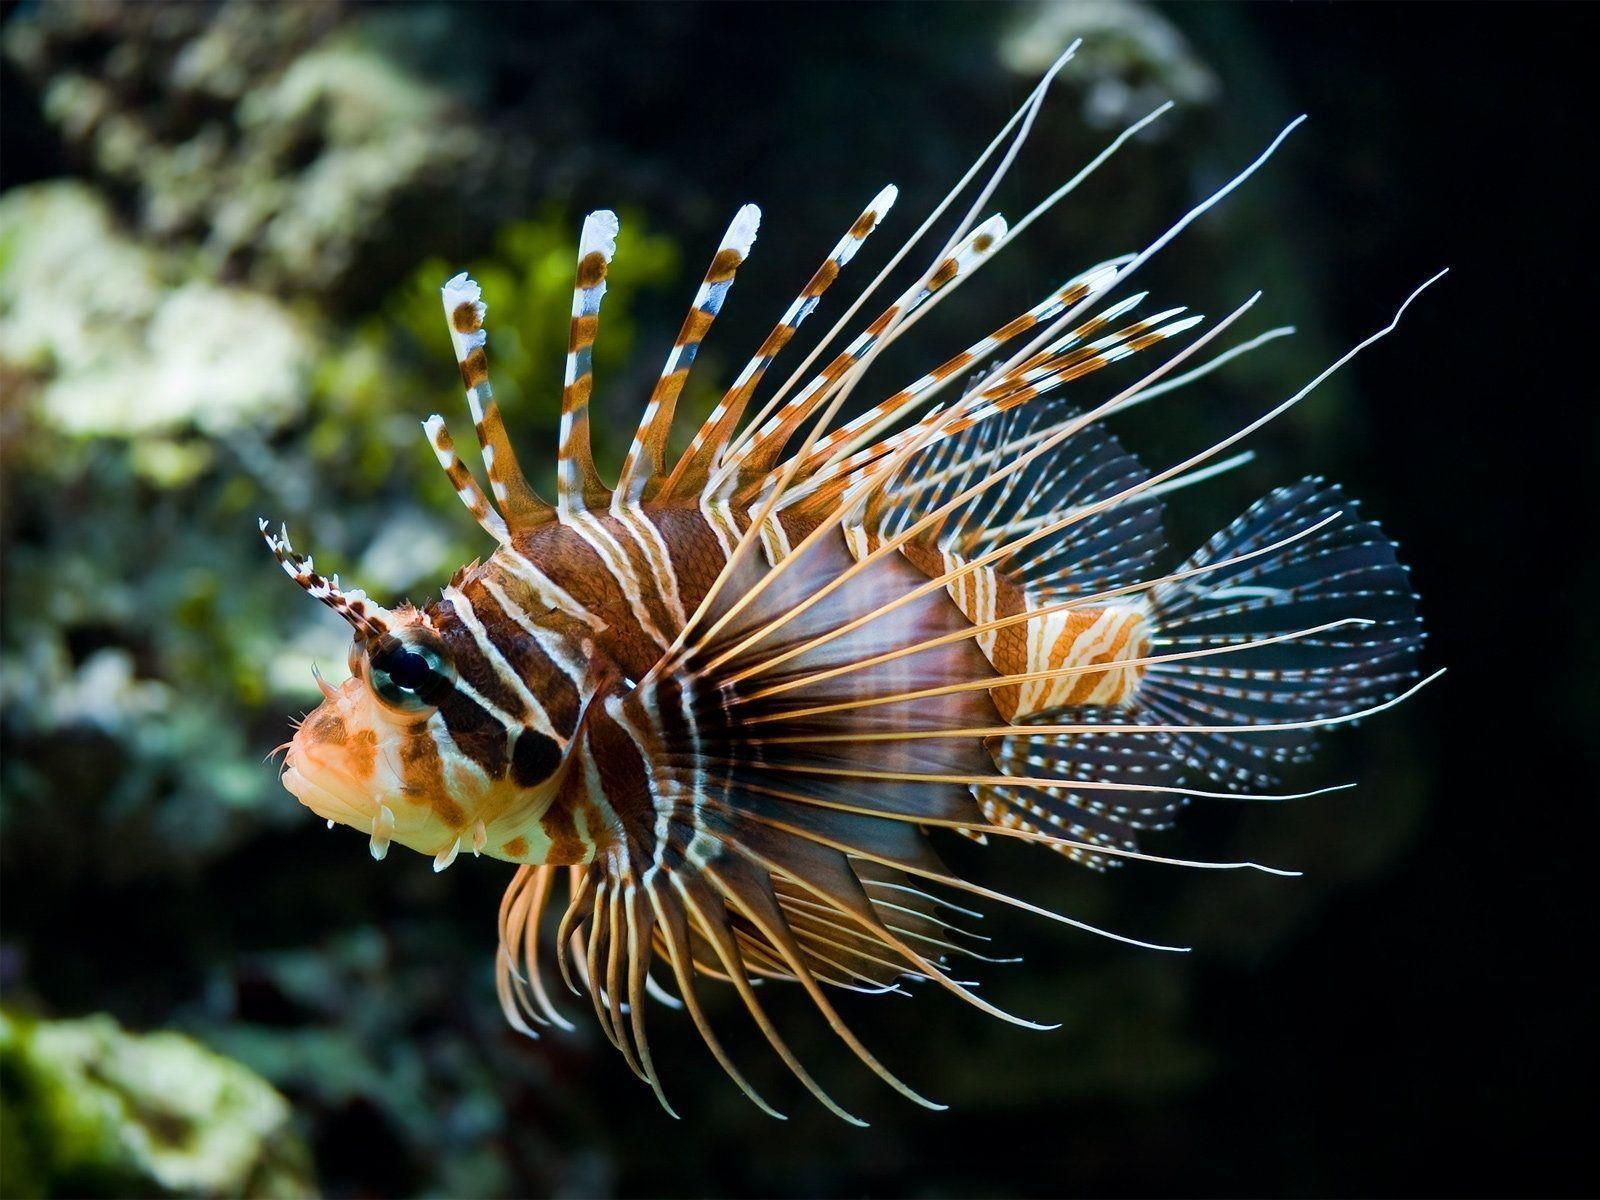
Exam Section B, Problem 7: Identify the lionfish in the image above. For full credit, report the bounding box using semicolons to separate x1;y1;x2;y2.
264;48;1438;1122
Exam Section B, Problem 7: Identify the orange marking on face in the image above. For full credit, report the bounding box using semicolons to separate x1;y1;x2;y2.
503;836;529;858
400;731;468;828
346;728;379;781
306;707;346;745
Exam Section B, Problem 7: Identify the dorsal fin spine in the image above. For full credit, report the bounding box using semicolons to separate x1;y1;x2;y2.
559;211;620;516
664;186;898;498
441;273;553;528
618;204;761;505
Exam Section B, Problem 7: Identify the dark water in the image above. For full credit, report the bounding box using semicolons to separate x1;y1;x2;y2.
0;2;1589;1196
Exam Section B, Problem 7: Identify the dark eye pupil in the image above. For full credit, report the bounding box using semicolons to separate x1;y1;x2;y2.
367;636;451;712
387;650;431;690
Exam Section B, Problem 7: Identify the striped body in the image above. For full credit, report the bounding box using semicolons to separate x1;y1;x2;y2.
304;500;1150;870
844;525;1151;719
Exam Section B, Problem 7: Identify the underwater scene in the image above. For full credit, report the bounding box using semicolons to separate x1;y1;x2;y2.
0;3;1589;1197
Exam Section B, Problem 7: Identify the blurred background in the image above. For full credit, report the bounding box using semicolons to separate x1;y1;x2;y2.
0;2;1591;1196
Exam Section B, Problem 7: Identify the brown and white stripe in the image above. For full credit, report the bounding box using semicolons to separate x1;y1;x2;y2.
797;259;1128;478
423;414;509;543
718;214;1008;493
669;185;898;494
617;204;761;504
259;520;396;642
440;273;547;526
558;211;620;516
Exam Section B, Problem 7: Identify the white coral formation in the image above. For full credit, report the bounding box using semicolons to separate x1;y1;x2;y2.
0;183;313;437
999;0;1218;129
0;1010;312;1197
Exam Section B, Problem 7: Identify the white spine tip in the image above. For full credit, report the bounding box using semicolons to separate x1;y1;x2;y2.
471;820;488;856
869;183;899;217
972;212;1008;245
441;273;483;307
581;210;621;260
722;203;762;256
947;214;1009;278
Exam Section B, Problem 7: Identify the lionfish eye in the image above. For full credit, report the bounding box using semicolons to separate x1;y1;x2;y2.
364;630;453;717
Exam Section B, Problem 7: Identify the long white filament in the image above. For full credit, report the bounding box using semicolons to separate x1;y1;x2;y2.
718;42;1084;469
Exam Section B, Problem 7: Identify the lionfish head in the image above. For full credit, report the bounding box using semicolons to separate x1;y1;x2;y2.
260;521;569;869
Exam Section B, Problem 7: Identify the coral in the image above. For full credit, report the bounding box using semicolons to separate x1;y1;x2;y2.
999;0;1219;129
3;0;489;306
0;182;313;441
0;1009;314;1197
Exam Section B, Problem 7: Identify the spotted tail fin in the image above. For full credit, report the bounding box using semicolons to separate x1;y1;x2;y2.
1136;478;1424;789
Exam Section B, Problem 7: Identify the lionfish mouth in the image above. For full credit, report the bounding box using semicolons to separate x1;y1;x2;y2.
280;754;377;832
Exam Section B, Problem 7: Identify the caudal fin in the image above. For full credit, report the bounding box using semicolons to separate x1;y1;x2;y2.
1139;478;1424;789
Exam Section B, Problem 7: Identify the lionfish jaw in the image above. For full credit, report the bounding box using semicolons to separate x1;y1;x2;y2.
279;754;374;835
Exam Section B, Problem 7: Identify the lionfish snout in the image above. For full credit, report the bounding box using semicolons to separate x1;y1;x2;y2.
283;667;492;866
280;677;395;843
